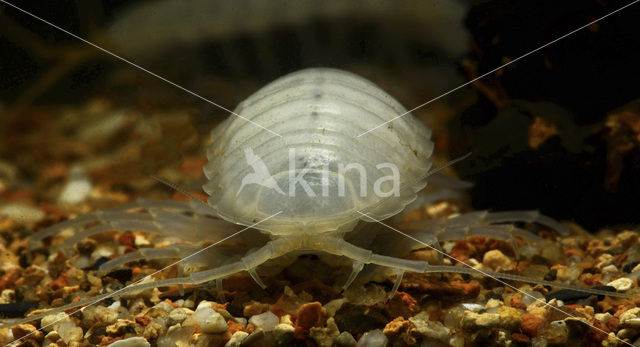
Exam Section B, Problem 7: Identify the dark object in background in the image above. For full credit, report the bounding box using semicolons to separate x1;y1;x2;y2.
451;0;640;230
545;285;616;302
0;302;38;318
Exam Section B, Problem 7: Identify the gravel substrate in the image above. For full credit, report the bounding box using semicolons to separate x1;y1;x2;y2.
1;103;639;347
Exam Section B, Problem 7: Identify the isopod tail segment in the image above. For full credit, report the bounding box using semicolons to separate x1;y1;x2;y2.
3;232;637;328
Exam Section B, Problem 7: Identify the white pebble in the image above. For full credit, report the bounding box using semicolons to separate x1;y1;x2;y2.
201;311;228;334
58;321;83;344
357;329;388;347
195;300;215;311
461;303;485;312
106;337;151;347
249;311;279;332
0;203;44;224
607;277;634;292
58;166;92;205
40;312;72;333
225;331;249;347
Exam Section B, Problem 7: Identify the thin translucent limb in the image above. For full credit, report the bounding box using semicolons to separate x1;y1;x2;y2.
399;210;565;239
326;237;635;299
30;207;238;252
97;244;204;275
482;210;570;236
387;269;404;300
342;260;365;291
113;198;216;217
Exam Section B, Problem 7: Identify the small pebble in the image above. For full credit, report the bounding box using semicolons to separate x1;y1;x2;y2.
497;306;521;330
225;331;249;347
153;301;174;313
310;318;340;347
249;311;279;332
43;331;60;345
336;331;357;347
40;312;72;333
607;277;634;292
619;308;640;328
522;290;545;306
274;323;295;346
409;312;450;342
541;320;568;344
357;329;388;347
106;319;138;336
0;204;44;224
483;249;512;269
168;308;188;325
200;311;228;334
106;337;151;347
58;166;92;205
82;305;118;326
57;321;83;344
324;298;346;317
10;323;42;341
461;303;484;312
461;311;500;330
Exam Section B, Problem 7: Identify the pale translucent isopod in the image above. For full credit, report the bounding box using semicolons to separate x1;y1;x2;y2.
203;68;434;235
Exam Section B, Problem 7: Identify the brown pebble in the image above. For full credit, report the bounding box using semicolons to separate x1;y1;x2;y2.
520;313;543;337
227;320;245;335
510;296;527;310
11;324;42;341
564;249;583;259
47;274;68;290
449;281;481;297
15;340;39;347
118;232;135;246
383;317;409;336
295;302;326;338
384;291;419;318
607;317;620;331
450;241;473;261
76;238;97;254
511;332;530;344
584;320;610;345
243;300;270;317
135;316;151;327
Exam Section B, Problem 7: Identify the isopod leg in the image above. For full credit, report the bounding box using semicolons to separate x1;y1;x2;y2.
31;208;238;255
325;237;634;299
113;198;216;217
97;244;204;275
401;210;568;236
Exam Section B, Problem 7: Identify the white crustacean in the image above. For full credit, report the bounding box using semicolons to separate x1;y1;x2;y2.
3;68;635;327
